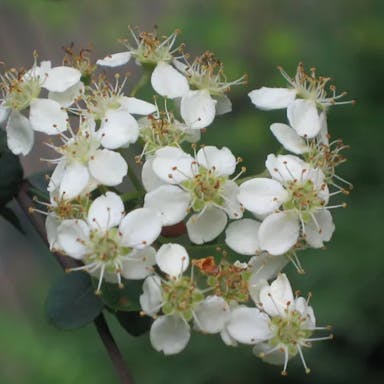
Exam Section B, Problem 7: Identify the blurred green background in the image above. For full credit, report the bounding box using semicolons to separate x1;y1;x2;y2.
0;0;383;383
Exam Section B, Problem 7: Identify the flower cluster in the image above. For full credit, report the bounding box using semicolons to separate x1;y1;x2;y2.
1;29;353;375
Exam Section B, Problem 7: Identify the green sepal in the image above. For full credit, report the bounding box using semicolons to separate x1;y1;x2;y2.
45;272;104;330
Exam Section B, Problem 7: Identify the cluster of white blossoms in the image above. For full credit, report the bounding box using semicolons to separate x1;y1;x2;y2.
1;29;353;375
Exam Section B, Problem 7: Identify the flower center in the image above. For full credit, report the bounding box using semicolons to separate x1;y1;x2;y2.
283;179;324;221
50;195;89;220
186;52;246;95
59;131;100;164
182;166;226;211
3;73;42;111
162;276;204;321
202;260;250;303
139;115;187;154
270;310;313;355
86;228;130;272
128;29;181;66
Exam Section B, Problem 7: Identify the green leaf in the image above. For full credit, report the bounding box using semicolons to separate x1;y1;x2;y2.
45;272;104;330
0;131;23;206
0;206;25;234
115;311;153;337
100;279;143;312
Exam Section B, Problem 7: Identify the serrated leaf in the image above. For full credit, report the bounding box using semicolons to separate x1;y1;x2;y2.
115;311;153;337
0;131;23;206
99;279;143;312
0;206;25;234
45;272;104;330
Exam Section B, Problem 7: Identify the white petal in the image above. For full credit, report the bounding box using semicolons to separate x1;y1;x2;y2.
151;62;189;98
6;111;34;155
139;275;162;316
259;273;294;317
87;192;124;232
225;219;261;255
150;315;190;355
119;208;162;249
152;146;194;184
43;66;81;93
295;297;316;328
48;160;66;193
304;210;335;248
119;97;156;115
258;211;300;255
155;243;189;277
99;110;139;149
29;98;67;134
287;99;321;138
318;111;329;145
0;103;10;125
144;185;190;226
46;215;59;251
89;149;127;186
121;247;156;280
270;123;308;154
48;81;84;107
59;162;90;200
96;52;131;67
194;296;230;333
248;253;289;288
214;94;232;115
220;328;238;347
186;207;227;244
57;219;90;259
248;87;296;110
226;307;271;344
265;153;307;183
141;158;166;191
238;178;289;215
221;180;243;219
181;90;217;129
196;146;236;176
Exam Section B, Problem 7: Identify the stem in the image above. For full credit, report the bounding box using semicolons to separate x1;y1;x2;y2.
127;161;145;195
130;69;150;97
16;180;134;384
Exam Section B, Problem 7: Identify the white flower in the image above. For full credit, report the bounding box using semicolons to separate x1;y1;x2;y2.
0;59;82;155
140;243;230;355
248;63;352;138
174;51;246;116
84;77;156;149
47;118;128;200
144;146;243;244
97;28;183;68
44;191;90;251
270;118;352;194
238;154;334;255
225;273;331;375
56;192;162;293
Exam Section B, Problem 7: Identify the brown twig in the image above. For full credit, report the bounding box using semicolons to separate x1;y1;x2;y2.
16;180;134;384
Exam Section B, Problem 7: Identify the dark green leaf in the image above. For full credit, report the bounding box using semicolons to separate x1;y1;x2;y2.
45;272;104;330
0;131;23;206
100;279;143;312
115;311;153;337
0;206;25;234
